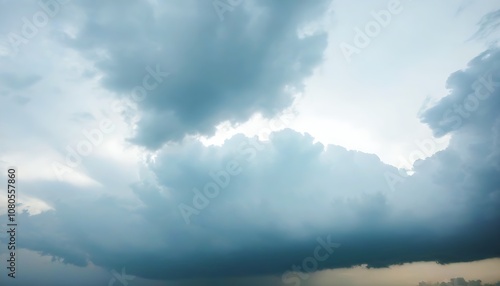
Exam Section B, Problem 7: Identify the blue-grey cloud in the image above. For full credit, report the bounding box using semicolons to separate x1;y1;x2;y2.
420;48;500;138
470;9;500;41
8;53;500;276
7;124;499;281
1;3;500;284
60;0;330;150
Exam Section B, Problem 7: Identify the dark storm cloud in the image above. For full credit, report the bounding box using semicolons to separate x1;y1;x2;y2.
5;130;498;282
1;2;500;283
8;58;500;278
60;0;330;149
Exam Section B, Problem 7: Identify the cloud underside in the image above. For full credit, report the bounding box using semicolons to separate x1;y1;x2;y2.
64;0;330;149
12;47;500;280
1;0;499;281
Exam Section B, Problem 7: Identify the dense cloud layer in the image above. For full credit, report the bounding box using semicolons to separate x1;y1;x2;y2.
3;47;499;281
1;0;499;283
60;0;330;149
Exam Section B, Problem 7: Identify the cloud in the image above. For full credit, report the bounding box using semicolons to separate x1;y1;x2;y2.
1;2;500;283
420;48;500;138
8;66;500;278
59;0;331;150
470;9;500;42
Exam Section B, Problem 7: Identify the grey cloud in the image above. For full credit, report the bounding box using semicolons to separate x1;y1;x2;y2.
8;122;500;281
471;9;500;41
420;48;500;138
4;47;500;280
1;3;500;284
60;0;330;149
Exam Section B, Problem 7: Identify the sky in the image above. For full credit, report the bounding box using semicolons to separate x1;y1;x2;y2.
0;0;500;286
